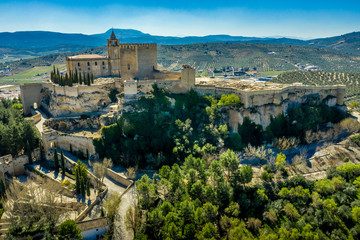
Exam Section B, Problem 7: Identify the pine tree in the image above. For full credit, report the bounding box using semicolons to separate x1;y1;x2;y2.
60;149;65;175
54;148;59;171
26;140;32;164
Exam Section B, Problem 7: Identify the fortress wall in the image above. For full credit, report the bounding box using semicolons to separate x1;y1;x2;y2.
56;133;95;156
152;71;181;80
195;84;345;108
137;45;157;80
20;83;44;115
120;46;139;80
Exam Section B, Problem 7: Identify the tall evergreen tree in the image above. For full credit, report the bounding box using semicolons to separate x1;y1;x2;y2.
87;73;91;86
26;140;32;164
54;148;59;171
75;168;80;194
60;149;65;175
39;141;45;162
0;177;6;199
86;178;90;197
91;73;94;84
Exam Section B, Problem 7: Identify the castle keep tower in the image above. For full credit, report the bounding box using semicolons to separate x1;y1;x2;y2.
107;30;121;77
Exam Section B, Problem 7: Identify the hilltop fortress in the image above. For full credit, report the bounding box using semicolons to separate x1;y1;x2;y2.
20;31;346;157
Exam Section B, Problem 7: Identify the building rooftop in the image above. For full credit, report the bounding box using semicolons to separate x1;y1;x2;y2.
67;54;107;60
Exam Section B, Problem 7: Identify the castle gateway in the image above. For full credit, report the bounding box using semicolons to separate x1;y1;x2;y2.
66;30;157;80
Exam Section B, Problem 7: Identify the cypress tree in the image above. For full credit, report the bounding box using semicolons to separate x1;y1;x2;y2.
75;168;80;194
54;148;59;171
0;177;6;199
39;141;45;162
91;73;94;84
87;73;91;86
75;69;78;84
80;73;83;85
86;178;90;197
60;149;65;175
80;176;85;196
26;140;32;164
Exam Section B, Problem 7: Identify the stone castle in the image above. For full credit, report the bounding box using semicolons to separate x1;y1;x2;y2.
19;31;346;158
66;30;158;80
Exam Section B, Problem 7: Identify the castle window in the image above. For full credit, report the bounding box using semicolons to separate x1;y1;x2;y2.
128;64;130;70
103;67;105;70
88;68;90;71
102;61;105;65
95;62;97;66
78;63;80;67
87;62;90;66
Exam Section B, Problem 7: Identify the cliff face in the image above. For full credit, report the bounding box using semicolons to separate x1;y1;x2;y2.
41;88;112;117
228;94;341;131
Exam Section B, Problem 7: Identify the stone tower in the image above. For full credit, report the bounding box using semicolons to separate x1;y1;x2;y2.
107;30;121;77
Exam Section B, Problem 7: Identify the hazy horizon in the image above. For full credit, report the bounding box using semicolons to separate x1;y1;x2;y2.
0;0;359;39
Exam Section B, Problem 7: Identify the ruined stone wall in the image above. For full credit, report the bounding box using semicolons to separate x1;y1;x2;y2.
20;83;44;115
55;133;95;156
66;58;109;78
0;149;40;176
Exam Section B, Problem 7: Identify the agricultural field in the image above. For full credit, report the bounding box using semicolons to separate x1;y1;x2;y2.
270;71;360;98
3;42;360;79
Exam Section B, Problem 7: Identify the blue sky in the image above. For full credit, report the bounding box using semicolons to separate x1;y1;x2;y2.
0;0;359;39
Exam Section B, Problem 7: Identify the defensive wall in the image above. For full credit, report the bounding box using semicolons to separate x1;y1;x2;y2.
194;83;345;108
42;128;96;157
0;149;40;176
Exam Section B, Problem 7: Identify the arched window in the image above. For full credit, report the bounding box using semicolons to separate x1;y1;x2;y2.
87;62;90;66
95;62;97;66
102;61;105;65
78;63;80;67
128;64;130;70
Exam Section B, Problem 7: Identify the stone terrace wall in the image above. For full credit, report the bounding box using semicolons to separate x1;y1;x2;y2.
194;84;345;108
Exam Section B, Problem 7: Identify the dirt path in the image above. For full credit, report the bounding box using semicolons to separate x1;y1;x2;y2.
113;185;136;240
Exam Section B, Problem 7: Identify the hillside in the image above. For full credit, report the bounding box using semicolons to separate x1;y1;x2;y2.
270;71;360;98
2;42;360;79
1;29;360;61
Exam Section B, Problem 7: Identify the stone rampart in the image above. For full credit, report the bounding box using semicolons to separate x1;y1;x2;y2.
106;168;133;187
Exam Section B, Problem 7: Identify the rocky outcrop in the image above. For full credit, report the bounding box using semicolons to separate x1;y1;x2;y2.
228;94;341;131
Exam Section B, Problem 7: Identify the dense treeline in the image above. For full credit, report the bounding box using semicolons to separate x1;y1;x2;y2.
0;98;39;156
50;66;94;86
133;158;360;240
94;85;345;168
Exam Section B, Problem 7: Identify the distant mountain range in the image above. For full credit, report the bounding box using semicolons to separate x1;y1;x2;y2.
0;29;360;56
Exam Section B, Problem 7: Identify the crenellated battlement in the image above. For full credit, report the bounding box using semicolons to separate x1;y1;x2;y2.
119;43;157;49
